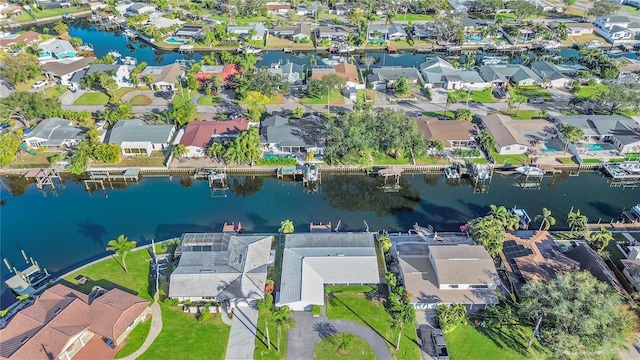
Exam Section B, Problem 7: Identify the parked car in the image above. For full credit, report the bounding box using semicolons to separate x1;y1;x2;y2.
528;98;544;104
32;80;47;89
228;112;243;120
432;329;450;360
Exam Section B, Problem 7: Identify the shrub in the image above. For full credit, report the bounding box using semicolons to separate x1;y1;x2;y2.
312;305;321;316
198;311;212;322
257;293;274;312
163;298;180;306
379;235;392;253
256;157;297;166
437;304;467;333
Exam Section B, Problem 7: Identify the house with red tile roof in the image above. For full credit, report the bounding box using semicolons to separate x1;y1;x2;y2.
179;119;250;157
0;284;150;360
0;31;40;50
195;64;240;84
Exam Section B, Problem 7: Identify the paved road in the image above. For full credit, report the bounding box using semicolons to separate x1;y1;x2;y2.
287;312;393;360
119;301;163;360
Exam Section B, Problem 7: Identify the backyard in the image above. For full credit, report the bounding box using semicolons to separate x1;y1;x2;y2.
572;84;607;100
490;150;529;165
197;95;221;105
326;286;421;360
445;323;548;360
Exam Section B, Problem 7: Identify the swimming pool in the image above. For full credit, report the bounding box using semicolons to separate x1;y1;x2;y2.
543;140;562;152
465;35;482;42
165;37;185;44
263;152;294;159
585;143;614;151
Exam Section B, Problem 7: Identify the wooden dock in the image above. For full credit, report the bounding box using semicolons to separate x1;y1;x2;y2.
222;222;242;233
602;162;640;180
310;222;332;232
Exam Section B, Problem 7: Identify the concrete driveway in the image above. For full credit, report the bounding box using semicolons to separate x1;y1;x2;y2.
286;311;392;360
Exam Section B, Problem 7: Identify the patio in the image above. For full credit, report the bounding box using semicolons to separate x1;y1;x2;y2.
74;334;125;360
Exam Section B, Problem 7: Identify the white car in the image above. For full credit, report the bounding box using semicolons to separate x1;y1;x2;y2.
528;98;544;104
32;80;47;89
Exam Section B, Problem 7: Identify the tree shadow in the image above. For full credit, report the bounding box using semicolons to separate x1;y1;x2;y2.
313;322;338;339
328;292;395;347
77;219;107;247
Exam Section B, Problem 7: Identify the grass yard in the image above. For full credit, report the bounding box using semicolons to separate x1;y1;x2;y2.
509;86;553;101
266;36;314;49
118;155;166;167
115;317;152;359
508;110;547;120
10;151;55;168
326;287;421;360
623;5;639;14
491;150;529;165
570;33;609;45
30;6;84;19
445;323;548;360
314;333;375;360
449;88;496;103
495;13;517;20
398;13;435;21
422;110;456;118
373;154;447;165
138;304;230;360
14;74;47;92
300;89;344;105
44;85;68;98
129;95;152;106
254;309;289;360
74;91;110;105
572;84;607;100
210;14;271;24
197;95;221;105
63;246;155;301
556;157;576;164
581;158;603;163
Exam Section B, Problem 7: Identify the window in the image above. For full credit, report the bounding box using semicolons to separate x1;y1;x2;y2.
520;146;525;150
470;285;489;289
505;146;511;150
448;285;459;289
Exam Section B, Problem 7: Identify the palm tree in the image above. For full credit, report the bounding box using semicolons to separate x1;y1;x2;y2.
361;55;376;70
394;302;416;350
567;209;588;233
589;226;613;252
478;129;496;153
535;208;556;231
488;205;520;230
106;234;136;273
272;306;293;352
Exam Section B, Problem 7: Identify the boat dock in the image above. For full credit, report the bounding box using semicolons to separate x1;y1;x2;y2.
277;165;321;187
222;222;242;233
178;44;194;53
602;162;640;180
471;163;493;193
444;164;462;179
24;168;63;192
86;168;140;185
310;222;332;232
509;206;532;229
3;252;50;297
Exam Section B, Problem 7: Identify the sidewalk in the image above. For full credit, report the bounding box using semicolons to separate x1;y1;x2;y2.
119;301;163;360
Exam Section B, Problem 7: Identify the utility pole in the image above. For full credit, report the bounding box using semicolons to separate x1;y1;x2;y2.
528;314;543;349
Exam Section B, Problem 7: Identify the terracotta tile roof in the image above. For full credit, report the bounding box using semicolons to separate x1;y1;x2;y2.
0;31;40;49
180;119;250;147
90;289;149;340
333;63;358;83
416;118;474;142
196;64;240;82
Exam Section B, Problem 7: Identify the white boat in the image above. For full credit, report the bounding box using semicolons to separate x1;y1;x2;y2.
586;40;602;48
510;206;532;229
107;50;121;58
337;45;357;53
515;166;544;177
321;55;347;66
121;56;137;66
619;162;640;173
544;41;562;49
481;55;509;65
78;43;94;51
237;46;262;54
123;29;136;38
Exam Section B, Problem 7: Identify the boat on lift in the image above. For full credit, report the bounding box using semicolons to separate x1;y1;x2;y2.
515;165;544;177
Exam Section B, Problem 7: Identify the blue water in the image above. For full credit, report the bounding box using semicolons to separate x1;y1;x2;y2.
586;143;613;151
165;37;186;44
465;36;483;42
543;140;562;152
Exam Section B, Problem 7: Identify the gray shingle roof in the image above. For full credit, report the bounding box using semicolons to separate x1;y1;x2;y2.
108;119;174;145
371;66;423;82
477;64;541;83
262;115;324;148
25;118;86;146
553;115;640;145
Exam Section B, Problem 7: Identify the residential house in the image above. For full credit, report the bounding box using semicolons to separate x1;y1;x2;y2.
564;242;623;290
264;2;291;14
108;119;176;156
312;63;360;97
70;63;134;88
449;0;472;12
367;66;425;90
316;25;352;41
174;25;204;40
126;2;156;15
0;284;150;360
397;243;500;310
420;57;490;90
23;118;87;149
0;30;40;50
594;15;635;43
271;23;311;41
500;231;580;289
413;23;437;40
622;246;640;293
227;22;267;40
549;21;594;37
530;61;575;87
552;115;640;154
367;22;407;42
195;64;240;84
416;117;476;149
462;19;493;37
168;233;272;306
42;56;96;85
37;39;77;60
261;114;325;154
0;2;22;18
139;63;185;91
480;114;529;155
616;57;640;83
331;2;352;16
146;12;185;29
268;62;305;84
276;233;380;311
477;64;542;87
179;119;250;157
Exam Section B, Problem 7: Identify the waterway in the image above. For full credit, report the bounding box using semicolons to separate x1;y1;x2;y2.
1;172;639;306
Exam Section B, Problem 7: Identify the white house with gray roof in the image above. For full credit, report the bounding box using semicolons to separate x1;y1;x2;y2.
530;61;575;88
70;64;134;88
267;62;305;84
23;118;87;149
227;22;267;40
420;57;490;90
552;115;640;154
481;114;529;155
261;114;325;154
367;66;425;90
594;15;637;43
276;233;380;311
367;22;407;42
477;64;541;87
108;119;175;156
169;233;272;306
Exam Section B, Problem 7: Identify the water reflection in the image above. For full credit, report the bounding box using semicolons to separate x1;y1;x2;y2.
230;176;264;198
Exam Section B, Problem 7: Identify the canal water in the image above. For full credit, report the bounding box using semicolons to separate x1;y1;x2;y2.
1;172;638;306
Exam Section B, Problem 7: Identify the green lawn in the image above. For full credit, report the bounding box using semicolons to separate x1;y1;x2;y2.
197;95;221;105
129;95;151;106
115;317;152;359
449;88;496;103
495;13;517;20
581;158;603;164
623;4;639;13
63;246;154;301
398;13;435;21
44;85;68;98
422;110;456;118
556;157;576;164
314;333;375;360
74;92;110;105
326;287;421;360
138;304;230;360
30;6;84;19
572;84;607;100
210;15;271;24
509;86;553;101
254;309;289;360
508;110;547;120
490;150;529;165
300;89;344;105
445;323;548;360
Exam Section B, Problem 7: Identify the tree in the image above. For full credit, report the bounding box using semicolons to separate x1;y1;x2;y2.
589;226;613;252
385;272;398;288
566;209;588;233
93;143;121;163
360;56;376;70
103;102;133;125
208;142;224;161
513;94;527;115
535;207;556;231
379;235;392;252
394;76;410;95
595;82;640;115
106;234;136;273
454;108;473;121
508;0;540;22
272;306;293;353
478;129;496;153
209;75;225;94
53;21;69;35
560;124;584;153
0;131;22;166
279;219;294;234
173;144;187;159
394;302;416;350
437;304;467;334
234;68;289;99
0;52;42;85
292;106;304;119
588;0;620;17
519;271;633;358
169;102;196;127
245;91;270;122
469;215;506;257
487;204;519;230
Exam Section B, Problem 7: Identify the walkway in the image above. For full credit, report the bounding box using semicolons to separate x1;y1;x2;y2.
225;305;259;360
120;301;163;360
287;312;392;360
